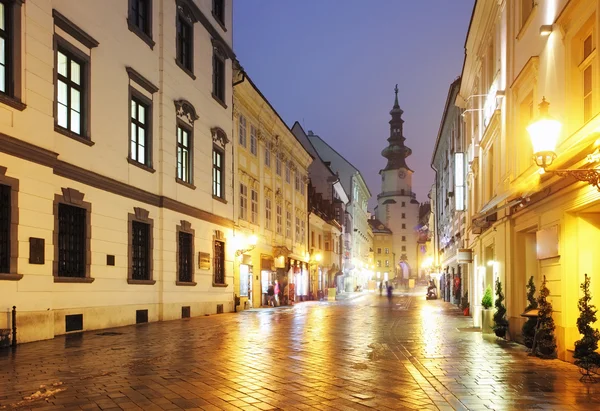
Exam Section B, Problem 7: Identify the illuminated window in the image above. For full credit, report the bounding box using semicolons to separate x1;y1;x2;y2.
385;248;389;254
455;153;465;211
239;183;247;220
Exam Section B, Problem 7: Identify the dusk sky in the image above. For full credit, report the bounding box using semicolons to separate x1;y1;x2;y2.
234;1;475;208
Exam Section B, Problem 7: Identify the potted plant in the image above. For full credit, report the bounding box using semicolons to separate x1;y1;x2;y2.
493;278;509;338
574;274;600;382
533;275;556;358
481;285;494;333
522;276;537;348
461;291;469;316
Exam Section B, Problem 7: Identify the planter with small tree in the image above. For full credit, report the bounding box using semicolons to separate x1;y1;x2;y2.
574;273;600;382
522;276;538;348
481;285;494;334
532;275;557;359
493;278;509;339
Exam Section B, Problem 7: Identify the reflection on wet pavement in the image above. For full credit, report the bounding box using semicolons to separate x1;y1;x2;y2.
1;289;599;410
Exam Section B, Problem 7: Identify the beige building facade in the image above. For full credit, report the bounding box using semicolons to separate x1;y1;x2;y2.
0;0;236;343
232;74;312;308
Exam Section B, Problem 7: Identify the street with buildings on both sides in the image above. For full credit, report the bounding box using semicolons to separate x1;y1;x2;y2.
1;290;599;411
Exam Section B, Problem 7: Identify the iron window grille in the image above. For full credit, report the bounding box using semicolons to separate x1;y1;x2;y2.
56;47;85;136
131;220;150;280
177;125;192;183
129;0;151;36
130;96;150;166
178;231;193;283
0;184;10;273
57;203;86;277
212;147;224;198
213;239;225;284
213;0;225;26
176;14;193;72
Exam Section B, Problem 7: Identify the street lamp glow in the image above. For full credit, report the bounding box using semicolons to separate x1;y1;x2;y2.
487;260;497;267
527;97;562;168
248;235;258;246
315;253;322;262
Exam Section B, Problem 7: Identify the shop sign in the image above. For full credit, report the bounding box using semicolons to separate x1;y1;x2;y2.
457;248;473;263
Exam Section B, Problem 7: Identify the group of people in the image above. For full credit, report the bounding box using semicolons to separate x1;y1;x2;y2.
379;281;394;303
267;280;280;307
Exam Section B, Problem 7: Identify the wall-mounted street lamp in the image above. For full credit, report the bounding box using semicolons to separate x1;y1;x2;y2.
527;97;600;191
235;234;258;256
540;25;553;36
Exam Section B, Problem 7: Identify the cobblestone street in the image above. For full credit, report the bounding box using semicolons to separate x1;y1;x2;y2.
1;290;599;411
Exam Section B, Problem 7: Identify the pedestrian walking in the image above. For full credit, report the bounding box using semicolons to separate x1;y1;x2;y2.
379;281;383;296
387;284;394;305
267;282;275;307
274;280;280;307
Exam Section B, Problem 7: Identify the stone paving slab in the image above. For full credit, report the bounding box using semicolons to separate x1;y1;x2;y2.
1;292;600;410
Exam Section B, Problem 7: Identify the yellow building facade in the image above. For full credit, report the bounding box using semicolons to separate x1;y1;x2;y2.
459;0;600;361
369;218;394;285
232;73;312;308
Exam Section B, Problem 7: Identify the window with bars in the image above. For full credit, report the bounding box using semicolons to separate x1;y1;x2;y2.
286;209;291;238
128;0;151;38
213;239;225;285
240;183;248;220
177;124;192;184
251;188;258;224
130;95;151;166
239;115;247;147
212;147;224;198
265;196;272;230
276;204;282;234
0;184;10;273
178;231;193;283
176;11;193;73
213;50;225;103
250;125;257;156
56;46;86;137
265;141;271;167
57;204;86;277
213;0;225;26
131;220;150;280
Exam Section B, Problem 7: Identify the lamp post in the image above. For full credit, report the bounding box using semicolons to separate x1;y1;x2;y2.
527;97;600;190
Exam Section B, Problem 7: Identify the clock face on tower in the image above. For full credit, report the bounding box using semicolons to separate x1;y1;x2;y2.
398;170;406;179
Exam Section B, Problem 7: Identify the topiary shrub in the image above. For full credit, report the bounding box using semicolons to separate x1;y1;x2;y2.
482;285;493;309
493;278;509;338
522;276;538;348
534;275;556;359
574;273;600;381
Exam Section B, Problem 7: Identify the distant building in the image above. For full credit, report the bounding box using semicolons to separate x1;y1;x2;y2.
375;86;420;279
368;217;393;285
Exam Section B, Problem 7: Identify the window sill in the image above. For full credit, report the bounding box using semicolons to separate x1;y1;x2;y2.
0;274;23;281
127;19;155;49
55;125;94;146
213;195;227;204
175;59;196;80
127;279;156;285
212;12;227;32
176;178;196;190
212;93;228;109
176;281;197;286
54;276;95;283
127;157;155;173
212;282;228;288
0;94;26;111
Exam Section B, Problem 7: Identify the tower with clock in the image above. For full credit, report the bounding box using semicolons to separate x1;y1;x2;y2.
375;85;420;280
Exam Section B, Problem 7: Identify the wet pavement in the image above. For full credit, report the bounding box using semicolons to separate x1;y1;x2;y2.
1;289;600;411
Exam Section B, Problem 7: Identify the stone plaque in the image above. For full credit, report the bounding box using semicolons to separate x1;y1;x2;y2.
199;252;211;270
29;237;45;264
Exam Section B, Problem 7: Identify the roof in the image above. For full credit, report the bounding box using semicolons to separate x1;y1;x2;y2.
368;218;393;234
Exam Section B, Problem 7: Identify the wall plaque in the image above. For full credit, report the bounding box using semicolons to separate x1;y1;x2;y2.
29;237;45;264
199;252;211;270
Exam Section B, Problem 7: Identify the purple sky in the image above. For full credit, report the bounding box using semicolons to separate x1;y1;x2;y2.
233;1;474;208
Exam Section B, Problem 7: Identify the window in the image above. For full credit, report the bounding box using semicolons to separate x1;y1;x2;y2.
265;141;271;167
301;220;306;244
130;94;151;167
276;154;282;176
295;172;300;191
265;196;272;230
0;184;10;273
402;236;406;241
286;209;291;238
176;9;193;74
377;261;381;268
240;183;248;220
300;181;305;195
521;0;534;28
0;1;24;109
250;125;257;156
402;224;406;229
385;248;389;254
177;230;194;284
377;248;381;254
212;49;225;103
385;260;389;267
251;188;258;224
402;246;406;252
285;161;291;183
213;0;225;27
56;46;87;137
131;221;151;280
295;216;300;241
213;239;225;285
239;115;247;147
401;213;406;218
212;147;224;198
57;204;87;278
318;235;322;249
583;33;593;123
177;124;193;184
276;204;282;234
128;0;153;47
311;231;315;247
